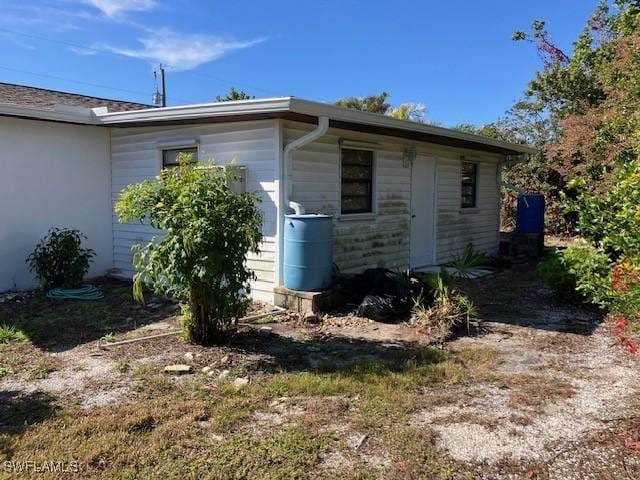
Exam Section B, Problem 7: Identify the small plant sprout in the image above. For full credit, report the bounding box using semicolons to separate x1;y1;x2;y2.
116;359;131;373
101;332;116;343
0;324;27;344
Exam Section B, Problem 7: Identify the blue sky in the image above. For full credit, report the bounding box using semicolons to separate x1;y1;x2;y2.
1;0;602;126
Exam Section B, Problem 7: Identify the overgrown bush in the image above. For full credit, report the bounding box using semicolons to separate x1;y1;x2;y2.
26;227;95;289
115;154;262;345
566;165;640;260
611;260;640;324
412;270;477;342
538;244;611;308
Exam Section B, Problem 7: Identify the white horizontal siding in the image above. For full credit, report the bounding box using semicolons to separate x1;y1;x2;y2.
435;155;500;264
285;123;411;273
285;120;502;272
110;120;278;303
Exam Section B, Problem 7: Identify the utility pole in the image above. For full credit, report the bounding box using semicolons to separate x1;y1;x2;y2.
153;64;167;107
160;64;166;107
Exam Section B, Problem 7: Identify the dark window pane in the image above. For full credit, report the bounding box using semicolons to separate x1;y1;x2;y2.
460;162;477;208
341;181;371;196
162;147;197;167
342;149;373;166
341;148;374;214
461;185;475;196
342;165;372;180
342;196;371;213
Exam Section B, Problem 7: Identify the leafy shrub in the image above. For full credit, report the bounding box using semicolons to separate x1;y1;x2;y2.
115;154;262;345
26;228;95;289
567;165;640;260
537;254;577;300
562;245;612;308
610;260;640;323
538;244;612;308
412;269;478;342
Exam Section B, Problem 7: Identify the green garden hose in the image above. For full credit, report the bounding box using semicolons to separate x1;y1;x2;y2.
47;284;104;300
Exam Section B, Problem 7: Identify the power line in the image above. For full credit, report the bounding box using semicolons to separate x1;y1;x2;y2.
0;65;198;104
0;27;283;98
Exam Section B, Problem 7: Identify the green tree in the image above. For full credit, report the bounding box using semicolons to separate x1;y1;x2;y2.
522;1;640;331
115;155;263;344
216;87;255;102
334;92;429;123
389;102;426;122
334;91;392;114
478;1;633;233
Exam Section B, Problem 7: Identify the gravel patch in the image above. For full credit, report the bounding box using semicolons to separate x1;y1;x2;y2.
413;319;640;465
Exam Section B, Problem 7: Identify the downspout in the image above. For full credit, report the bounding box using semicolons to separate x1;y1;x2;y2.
283;116;330;215
277;116;330;286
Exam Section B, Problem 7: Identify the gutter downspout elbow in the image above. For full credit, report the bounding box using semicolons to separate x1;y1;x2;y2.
282;116;329;215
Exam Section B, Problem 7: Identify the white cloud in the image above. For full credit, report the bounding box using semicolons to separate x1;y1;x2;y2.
98;30;264;70
68;46;99;56
84;0;156;17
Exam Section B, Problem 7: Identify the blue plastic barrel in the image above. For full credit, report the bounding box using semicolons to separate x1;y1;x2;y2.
516;194;545;234
283;214;333;291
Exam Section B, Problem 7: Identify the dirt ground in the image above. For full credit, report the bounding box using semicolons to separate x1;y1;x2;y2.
1;263;639;479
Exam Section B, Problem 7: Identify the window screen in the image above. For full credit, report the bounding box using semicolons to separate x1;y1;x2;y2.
341;148;374;214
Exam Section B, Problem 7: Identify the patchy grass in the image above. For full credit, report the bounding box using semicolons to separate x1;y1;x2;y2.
0;365;13;379
382;427;464;480
23;357;59;381
506;374;576;411
0;278;177;351
0;324;27;344
0;271;555;478
0;334;482;478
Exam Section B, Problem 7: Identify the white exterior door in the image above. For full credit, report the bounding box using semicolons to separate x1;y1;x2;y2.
410;155;436;268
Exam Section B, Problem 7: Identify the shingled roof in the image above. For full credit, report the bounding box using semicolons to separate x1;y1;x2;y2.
0;82;151;112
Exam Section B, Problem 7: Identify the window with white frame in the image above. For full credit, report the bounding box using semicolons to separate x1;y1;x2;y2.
162;146;198;168
341;148;374;214
460;161;477;208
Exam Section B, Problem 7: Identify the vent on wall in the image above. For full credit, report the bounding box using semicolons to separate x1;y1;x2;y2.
225;166;247;194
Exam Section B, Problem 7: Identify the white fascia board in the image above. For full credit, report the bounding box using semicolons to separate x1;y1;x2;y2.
97;97;294;124
289;98;537;155
0;103;98;124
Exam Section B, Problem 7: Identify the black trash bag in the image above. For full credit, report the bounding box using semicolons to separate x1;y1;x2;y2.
340;268;410;302
356;294;412;323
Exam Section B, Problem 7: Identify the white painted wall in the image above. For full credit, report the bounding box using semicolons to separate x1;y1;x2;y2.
110;120;278;302
0;117;113;292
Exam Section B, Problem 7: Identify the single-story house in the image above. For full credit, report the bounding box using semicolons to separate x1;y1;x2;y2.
0;83;535;302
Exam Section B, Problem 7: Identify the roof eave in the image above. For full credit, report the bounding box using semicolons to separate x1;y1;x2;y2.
0;103;99;125
289;98;537;156
16;95;535;156
97;97;295;124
